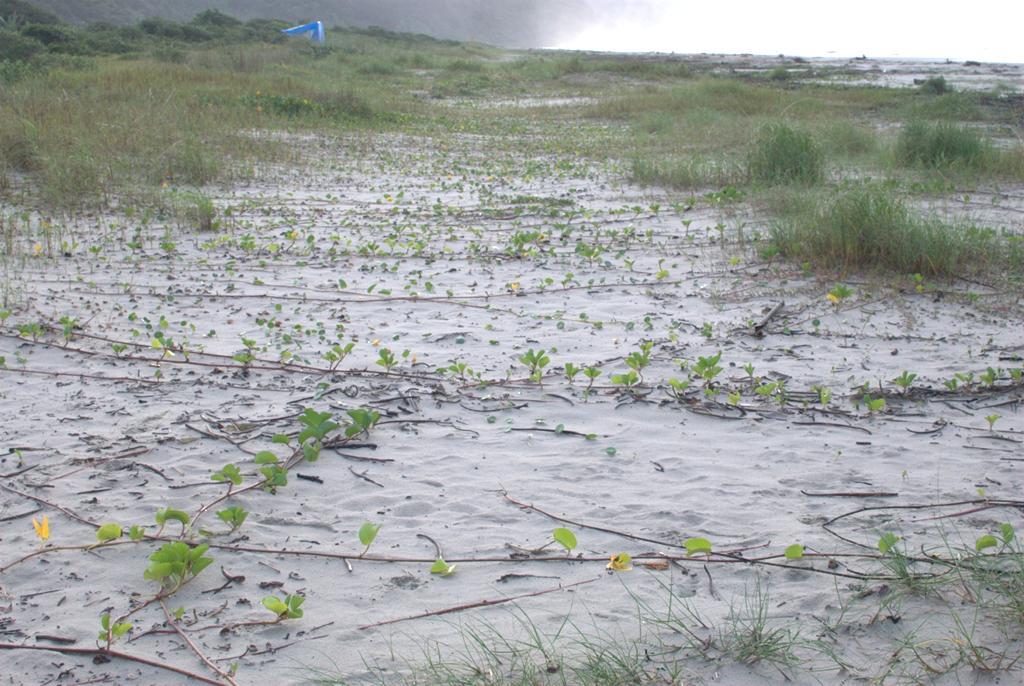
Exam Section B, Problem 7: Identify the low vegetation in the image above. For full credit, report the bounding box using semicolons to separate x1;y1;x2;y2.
769;183;1023;276
0;7;1023;684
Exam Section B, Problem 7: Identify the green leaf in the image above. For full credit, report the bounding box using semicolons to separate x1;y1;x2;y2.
271;434;291;445
96;523;123;542
784;544;805;560
254;450;278;464
1000;523;1015;544
129;525;145;541
287;594;305;618
878;533;900;554
155;508;189;527
552;527;577;551
358;522;381;548
684;537;712;557
262;597;288;616
975;534;999;552
143;562;174;580
430;558;457;576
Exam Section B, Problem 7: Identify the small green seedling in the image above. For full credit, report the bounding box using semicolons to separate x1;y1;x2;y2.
865;396;886;413
552;527;577;553
624;341;653;381
376;347;398;372
216;506;248;532
98;613;132;645
298;408;338;444
564;362;581;383
611;370;640;389
985;414;1000;430
129;525;145;541
211;463;242;486
358;521;381;557
693;352;723;386
519;348;550;381
742;363;756;382
892;371;917;393
667;378;692;400
323;342;355;371
263;594;304;620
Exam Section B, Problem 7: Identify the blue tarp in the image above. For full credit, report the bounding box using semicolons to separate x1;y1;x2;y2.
282;21;325;44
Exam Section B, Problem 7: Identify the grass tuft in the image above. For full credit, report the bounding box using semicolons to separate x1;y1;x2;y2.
769;183;1021;276
747;122;824;185
895;120;987;169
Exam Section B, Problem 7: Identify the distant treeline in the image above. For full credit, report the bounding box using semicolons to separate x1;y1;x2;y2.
0;2;296;61
5;0;593;49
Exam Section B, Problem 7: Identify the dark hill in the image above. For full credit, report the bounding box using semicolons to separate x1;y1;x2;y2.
18;0;601;47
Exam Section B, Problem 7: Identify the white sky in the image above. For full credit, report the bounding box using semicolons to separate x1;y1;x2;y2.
557;1;1024;64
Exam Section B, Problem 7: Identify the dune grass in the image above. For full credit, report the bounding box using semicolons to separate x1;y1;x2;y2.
747;122;824;185
768;183;1023;276
895;120;987;169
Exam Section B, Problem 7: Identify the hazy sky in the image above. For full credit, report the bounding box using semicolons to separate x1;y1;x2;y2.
558;1;1024;63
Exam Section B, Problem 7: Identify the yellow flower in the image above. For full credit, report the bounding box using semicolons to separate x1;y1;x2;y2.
32;515;50;542
507;281;520;292
255;90;261;97
32;243;43;256
826;293;840;304
287;230;299;240
606;552;632;572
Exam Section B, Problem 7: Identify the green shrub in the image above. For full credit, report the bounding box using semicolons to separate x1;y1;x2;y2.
895;121;986;169
919;75;950;94
747;123;824;184
0;29;44;61
0;0;60;26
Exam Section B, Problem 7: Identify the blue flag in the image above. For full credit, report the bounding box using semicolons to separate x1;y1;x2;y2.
282;21;325;44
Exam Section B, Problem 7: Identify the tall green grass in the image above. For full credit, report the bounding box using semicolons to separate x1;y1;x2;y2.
895;121;986;169
747;123;824;185
769;183;1022;276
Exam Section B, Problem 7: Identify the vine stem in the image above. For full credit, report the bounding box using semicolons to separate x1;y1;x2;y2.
0;643;231;685
159;600;241;686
